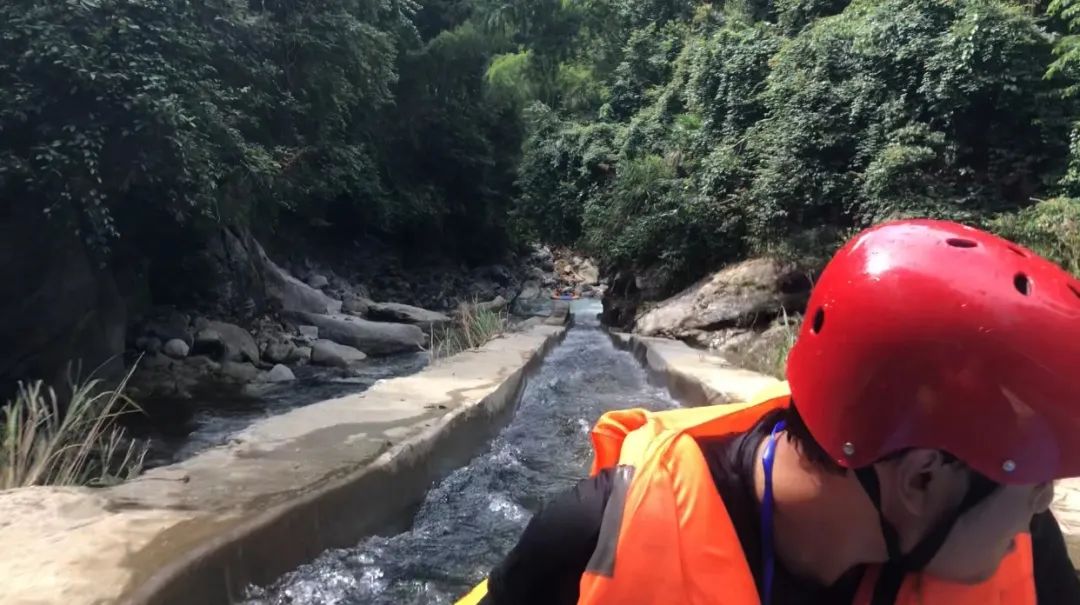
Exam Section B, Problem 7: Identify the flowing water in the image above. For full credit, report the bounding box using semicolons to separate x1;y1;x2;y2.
244;300;679;605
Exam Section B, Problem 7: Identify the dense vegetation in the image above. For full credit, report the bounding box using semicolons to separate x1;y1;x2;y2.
0;0;521;269
504;0;1080;285
2;0;1080;299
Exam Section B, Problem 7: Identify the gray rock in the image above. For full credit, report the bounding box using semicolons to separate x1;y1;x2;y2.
484;265;514;286
192;329;225;359
298;325;319;340
0;209;127;396
343;295;373;317
634;266;671;301
262;341;293;364
527;244;555;271
306;274;329;289
290;346;313;365
311;339;368;367
287;311;425;356
193;320;259;363
475;295;508;313
251;238;342;315
366;302;451;331
263;363;296;382
635;258;811;338
220;361;259;383
578;259;600;285
518;281;542;300
163;338;190;359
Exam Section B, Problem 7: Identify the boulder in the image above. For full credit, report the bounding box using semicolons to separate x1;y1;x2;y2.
263;364;296;383
600;270;640;330
206;320;259;363
290;346;313;365
287;311;424;356
251;239;342;315
518;281;542;301
162;339;190;359
261;341;294;364
311;339;368;368
475;295;509;313
475;264;514;286
634;265;671;301
128;354;220;400
0;207;126;400
578;259;600;285
343;295;373;317
297;325;319;341
306;274;329;289
220;361;259;383
634;259;812;339
526;244;555;271
367;302;451;331
192;329;225;359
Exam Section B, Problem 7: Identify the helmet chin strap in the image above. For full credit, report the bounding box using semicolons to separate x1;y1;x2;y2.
852;466;998;605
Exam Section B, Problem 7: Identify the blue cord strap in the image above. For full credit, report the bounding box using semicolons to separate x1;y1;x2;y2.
760;420;786;605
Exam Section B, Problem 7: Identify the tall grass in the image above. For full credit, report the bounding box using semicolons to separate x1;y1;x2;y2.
1;369;147;490
429;302;510;361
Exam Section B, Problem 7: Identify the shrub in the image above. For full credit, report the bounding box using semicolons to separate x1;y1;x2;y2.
429;303;510;361
991;198;1080;275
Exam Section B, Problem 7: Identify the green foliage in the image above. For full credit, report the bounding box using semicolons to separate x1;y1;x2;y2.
0;0;524;284
2;372;146;489
1048;0;1080;98
512;104;621;244
991;198;1080;274
512;0;1078;289
8;0;1080;303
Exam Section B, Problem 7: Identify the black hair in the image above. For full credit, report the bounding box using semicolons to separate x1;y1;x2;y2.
764;399;994;486
780;401;849;474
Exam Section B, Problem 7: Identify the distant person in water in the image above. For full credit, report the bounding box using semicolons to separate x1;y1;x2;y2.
458;219;1080;605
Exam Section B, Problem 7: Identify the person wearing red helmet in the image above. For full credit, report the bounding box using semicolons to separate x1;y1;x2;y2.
461;220;1080;605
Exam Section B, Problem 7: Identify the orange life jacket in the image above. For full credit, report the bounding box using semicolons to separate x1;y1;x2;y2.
577;382;1037;605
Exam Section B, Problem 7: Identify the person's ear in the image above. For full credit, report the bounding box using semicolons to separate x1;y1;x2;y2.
892;449;954;517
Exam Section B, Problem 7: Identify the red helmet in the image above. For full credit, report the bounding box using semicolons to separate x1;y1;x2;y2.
787;219;1080;484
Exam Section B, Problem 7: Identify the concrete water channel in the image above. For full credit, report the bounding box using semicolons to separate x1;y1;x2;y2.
18;300;1078;604
243;300;683;604
0;299;782;605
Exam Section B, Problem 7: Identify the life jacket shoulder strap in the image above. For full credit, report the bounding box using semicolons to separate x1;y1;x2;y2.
588;381;792;476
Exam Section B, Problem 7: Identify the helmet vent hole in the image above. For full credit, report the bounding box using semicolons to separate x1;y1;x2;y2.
811;308;825;334
1069;283;1080;300
1008;246;1027;258
947;238;977;248
1014;273;1032;296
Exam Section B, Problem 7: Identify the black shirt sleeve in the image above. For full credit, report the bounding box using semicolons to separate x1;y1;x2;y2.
1031;510;1080;604
482;468;615;605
